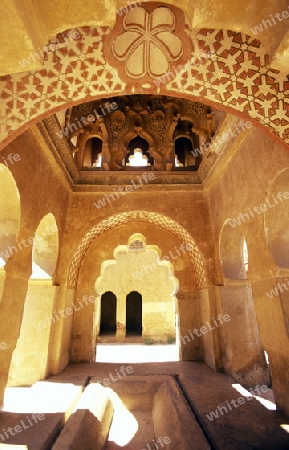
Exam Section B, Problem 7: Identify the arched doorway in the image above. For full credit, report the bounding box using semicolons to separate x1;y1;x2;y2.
100;291;117;335
94;232;180;347
126;291;142;336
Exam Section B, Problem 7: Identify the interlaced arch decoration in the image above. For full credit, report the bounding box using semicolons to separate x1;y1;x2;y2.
0;23;288;149
67;211;208;289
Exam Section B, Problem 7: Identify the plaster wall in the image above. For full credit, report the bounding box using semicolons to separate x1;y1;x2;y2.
0;269;5;300
206;127;289;414
0;129;70;404
8;280;56;386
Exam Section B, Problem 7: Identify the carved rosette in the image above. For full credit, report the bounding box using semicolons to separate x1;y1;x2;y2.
104;4;193;87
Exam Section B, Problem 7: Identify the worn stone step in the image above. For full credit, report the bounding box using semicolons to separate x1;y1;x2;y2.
0;380;85;449
52;383;113;450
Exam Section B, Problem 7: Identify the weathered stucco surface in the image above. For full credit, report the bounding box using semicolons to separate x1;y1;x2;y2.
0;3;289;448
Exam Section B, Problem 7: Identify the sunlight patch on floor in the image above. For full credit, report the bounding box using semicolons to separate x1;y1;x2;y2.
0;445;28;449
96;344;179;363
232;383;276;411
280;424;289;433
2;382;81;416
105;387;139;446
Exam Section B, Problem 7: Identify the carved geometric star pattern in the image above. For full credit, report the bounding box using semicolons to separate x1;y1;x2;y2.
169;29;289;144
0;26;288;148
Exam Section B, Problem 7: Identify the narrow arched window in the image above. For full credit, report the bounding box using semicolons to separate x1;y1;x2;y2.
125;136;153;167
174;137;194;167
173;119;200;169
83;137;103;168
126;291;142;335
100;291;117;335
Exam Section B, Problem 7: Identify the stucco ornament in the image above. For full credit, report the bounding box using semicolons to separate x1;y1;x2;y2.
112;6;183;79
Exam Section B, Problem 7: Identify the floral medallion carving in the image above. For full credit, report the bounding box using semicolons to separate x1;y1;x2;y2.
104;3;193;86
111;110;126;127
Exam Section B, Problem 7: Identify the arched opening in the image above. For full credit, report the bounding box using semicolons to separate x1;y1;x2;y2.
31;213;59;279
128;148;148;167
126;291;142;336
100;291;117;335
174;137;194;167
82;137;102;168
0;164;20;302
70;214;206;363
125;136;154;167
94;232;180;362
0;164;20;270
173;119;201;170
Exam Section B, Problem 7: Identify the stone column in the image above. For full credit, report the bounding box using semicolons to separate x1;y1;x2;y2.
251;278;289;416
67;288;97;364
178;291;203;361
48;286;75;373
276;276;289;334
116;293;126;340
200;287;224;370
218;282;270;386
0;256;30;406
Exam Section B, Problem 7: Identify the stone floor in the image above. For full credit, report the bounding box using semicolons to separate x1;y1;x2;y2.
1;357;289;449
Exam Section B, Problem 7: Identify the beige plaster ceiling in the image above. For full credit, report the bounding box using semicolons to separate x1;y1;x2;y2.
1;0;289;77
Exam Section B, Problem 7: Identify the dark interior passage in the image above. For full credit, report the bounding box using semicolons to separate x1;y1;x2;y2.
100;291;117;335
126;291;142;335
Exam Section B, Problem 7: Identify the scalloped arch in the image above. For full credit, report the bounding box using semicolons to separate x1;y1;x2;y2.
67;211;207;289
